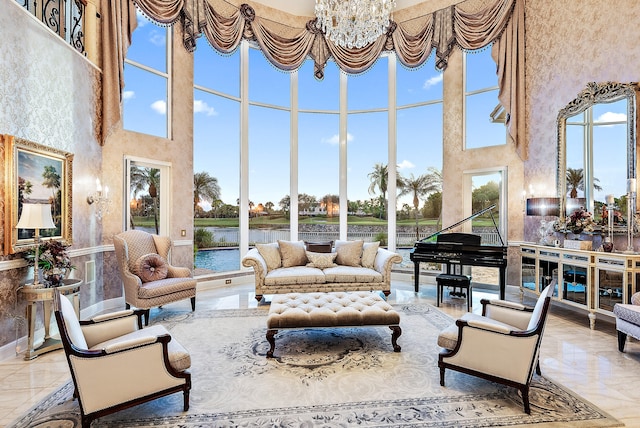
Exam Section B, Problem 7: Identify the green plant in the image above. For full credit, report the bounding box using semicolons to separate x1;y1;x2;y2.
373;232;388;246
24;240;75;272
194;228;214;249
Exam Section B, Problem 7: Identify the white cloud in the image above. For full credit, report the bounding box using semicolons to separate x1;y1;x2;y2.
423;73;443;89
122;90;135;101
397;160;415;170
595;112;627;123
148;30;166;46
194;100;217;116
322;133;354;145
151;100;166;115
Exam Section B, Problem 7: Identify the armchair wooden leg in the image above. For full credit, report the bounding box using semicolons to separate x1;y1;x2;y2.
255;294;263;302
439;366;446;386
618;331;627;352
521;386;531;414
183;389;190;411
144;309;150;326
190;296;196;311
125;303;130;310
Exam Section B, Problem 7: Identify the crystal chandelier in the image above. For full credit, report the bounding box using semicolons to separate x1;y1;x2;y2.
315;0;396;49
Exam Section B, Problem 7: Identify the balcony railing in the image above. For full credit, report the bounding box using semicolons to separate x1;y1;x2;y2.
17;0;86;56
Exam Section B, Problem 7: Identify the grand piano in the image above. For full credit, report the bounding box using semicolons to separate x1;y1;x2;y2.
410;204;508;299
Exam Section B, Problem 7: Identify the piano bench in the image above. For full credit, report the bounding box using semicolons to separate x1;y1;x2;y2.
436;273;472;311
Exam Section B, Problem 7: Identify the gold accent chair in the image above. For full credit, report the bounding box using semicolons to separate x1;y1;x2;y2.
437;282;555;414
53;290;191;428
113;230;197;325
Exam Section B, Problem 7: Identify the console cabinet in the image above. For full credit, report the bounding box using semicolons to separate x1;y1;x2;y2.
520;244;640;329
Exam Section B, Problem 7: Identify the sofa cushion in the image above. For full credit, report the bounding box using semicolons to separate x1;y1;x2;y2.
361;241;379;269
264;266;327;286
256;243;282;271
306;251;338;269
278;240;308;267
335;240;364;267
323;266;383;283
305;241;333;253
133;254;169;283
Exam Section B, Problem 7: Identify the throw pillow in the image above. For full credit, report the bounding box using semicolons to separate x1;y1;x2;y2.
632;291;640;306
305;241;333;253
278;240;308;267
361;241;380;268
133;253;169;283
335;240;364;267
306;251;338;269
256;243;282;271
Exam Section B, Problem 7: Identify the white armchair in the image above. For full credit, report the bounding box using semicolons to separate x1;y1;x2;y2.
54;290;191;428
437;282;555;414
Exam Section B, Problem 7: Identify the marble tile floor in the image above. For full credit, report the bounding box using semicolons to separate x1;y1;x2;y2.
2;277;640;427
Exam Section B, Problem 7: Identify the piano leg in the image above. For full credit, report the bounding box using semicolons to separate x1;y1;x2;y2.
499;266;506;300
414;262;420;292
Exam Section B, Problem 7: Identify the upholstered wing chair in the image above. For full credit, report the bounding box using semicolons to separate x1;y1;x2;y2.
54;290;191;428
113;230;196;325
437;282;555;414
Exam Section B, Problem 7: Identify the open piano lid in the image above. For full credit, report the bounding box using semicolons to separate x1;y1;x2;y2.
419;204;504;246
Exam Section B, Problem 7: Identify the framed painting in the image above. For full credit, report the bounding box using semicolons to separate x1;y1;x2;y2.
1;135;73;255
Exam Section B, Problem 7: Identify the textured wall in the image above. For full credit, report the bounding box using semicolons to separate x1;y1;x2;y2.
523;0;640;245
0;2;108;349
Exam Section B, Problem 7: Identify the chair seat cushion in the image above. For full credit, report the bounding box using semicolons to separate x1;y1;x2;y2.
323;266;383;283
614;303;640;325
90;324;191;372
133;254;169;283
138;277;197;299
265;266;326;286
437;312;518;350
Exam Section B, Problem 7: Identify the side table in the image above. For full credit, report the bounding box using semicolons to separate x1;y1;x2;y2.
20;278;83;360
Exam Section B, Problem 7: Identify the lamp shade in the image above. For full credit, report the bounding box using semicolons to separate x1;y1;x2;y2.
16;203;55;229
526;197;560;216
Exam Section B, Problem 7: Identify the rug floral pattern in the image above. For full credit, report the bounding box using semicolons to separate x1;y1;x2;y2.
8;303;622;428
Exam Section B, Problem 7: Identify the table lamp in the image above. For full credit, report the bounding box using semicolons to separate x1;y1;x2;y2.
16;203;56;286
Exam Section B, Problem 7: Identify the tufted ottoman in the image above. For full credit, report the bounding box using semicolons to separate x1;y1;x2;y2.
266;291;401;358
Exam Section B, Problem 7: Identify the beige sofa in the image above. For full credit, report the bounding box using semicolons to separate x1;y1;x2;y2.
241;240;402;301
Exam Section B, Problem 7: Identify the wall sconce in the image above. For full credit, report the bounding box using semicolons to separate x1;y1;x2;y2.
87;178;112;219
16;203;56;287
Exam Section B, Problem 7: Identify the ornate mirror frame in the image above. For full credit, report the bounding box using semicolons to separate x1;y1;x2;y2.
556;81;639;220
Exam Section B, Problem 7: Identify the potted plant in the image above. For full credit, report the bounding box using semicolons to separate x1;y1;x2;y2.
24;240;75;287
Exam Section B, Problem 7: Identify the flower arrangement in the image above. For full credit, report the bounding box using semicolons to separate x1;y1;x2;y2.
554;208;596;234
24;240;75;286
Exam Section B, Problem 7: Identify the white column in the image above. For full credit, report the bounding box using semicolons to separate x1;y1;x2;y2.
339;72;348;240
387;54;397;251
239;41;249;257
290;70;299;241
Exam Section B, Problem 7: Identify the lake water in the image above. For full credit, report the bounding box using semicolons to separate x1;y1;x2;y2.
195;247;415;272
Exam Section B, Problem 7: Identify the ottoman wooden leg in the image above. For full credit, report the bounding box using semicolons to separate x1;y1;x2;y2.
266;329;277;358
390;326;402;352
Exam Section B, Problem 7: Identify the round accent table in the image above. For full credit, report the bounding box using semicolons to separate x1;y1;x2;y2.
20;278;82;360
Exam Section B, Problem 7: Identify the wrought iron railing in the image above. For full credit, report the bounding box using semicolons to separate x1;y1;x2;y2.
17;0;86;56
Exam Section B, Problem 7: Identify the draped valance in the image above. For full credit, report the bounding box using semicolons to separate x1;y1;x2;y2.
102;0;526;159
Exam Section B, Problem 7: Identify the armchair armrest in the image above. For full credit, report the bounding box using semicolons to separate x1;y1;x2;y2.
103;335;162;354
81;312;142;348
90;309;135;323
167;265;192;278
465;319;513;334
481;298;534;331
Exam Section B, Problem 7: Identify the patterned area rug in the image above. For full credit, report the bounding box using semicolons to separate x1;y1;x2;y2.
8;303;622;427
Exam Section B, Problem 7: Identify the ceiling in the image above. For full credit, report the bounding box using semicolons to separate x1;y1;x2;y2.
250;0;427;18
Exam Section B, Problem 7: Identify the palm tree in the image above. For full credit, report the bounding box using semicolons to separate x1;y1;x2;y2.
368;163;388;219
566;167;602;198
130;166;160;233
193;171;221;213
398;172;440;240
42;165;61;218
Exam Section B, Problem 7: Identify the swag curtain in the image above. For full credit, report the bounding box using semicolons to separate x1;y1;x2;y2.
103;0;525;158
